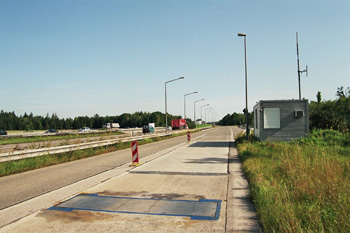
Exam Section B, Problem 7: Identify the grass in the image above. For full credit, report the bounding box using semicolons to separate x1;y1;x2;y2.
0;130;198;177
195;124;212;129
0;131;123;145
237;129;350;232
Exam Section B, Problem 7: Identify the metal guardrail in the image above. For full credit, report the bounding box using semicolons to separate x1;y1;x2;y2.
0;131;177;162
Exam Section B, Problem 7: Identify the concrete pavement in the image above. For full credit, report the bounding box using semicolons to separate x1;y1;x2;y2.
0;126;261;232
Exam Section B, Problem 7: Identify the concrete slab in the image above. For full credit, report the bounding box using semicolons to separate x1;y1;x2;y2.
131;141;228;175
50;194;220;220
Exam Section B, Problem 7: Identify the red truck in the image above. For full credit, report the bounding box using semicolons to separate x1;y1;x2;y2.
171;119;187;130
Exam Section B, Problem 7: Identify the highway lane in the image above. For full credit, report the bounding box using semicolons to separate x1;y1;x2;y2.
0;128;226;210
0;128;165;153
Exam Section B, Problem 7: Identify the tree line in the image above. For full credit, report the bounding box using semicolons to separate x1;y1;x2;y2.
218;112;253;126
0;111;182;131
309;86;350;131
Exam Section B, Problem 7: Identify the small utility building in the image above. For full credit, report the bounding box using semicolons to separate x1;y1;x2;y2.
253;99;309;141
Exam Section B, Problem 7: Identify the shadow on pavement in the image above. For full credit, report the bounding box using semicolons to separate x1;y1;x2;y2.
189;141;229;148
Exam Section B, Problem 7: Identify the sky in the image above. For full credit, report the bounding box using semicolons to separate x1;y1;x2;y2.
1;0;349;121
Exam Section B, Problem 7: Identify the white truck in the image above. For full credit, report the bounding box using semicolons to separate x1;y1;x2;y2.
102;123;120;129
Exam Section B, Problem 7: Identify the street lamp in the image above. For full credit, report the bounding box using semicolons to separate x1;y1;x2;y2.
204;107;212;123
165;77;184;129
184;91;198;120
238;32;249;140
194;99;205;125
201;104;209;122
207;109;214;123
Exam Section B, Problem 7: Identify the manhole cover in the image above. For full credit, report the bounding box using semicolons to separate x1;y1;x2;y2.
49;193;221;220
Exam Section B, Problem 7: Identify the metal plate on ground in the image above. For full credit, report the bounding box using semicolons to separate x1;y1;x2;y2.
49;193;221;220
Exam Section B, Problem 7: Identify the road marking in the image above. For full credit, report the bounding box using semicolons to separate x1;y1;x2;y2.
229;127;234;141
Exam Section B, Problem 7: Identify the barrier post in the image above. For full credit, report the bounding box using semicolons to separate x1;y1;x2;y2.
187;131;191;142
130;141;141;167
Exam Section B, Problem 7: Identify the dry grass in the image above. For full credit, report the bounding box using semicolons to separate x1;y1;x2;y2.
238;130;350;232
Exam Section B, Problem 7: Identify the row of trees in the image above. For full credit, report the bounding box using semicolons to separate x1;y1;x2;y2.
218;112;253;126
0;111;183;131
309;87;350;131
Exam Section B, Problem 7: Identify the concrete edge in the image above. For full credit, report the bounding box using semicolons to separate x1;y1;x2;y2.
225;142;262;233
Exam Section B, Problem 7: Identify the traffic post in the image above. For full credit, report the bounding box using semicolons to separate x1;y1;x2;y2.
130;141;141;167
187;131;191;142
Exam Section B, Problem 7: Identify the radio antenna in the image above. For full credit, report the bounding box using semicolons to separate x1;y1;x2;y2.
296;32;308;100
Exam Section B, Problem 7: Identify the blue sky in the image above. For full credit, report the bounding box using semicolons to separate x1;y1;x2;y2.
1;0;349;121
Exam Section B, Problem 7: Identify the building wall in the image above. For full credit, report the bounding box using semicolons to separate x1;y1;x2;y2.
253;100;309;141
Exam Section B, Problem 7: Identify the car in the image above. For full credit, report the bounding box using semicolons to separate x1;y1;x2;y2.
45;129;58;133
79;127;90;132
0;130;7;135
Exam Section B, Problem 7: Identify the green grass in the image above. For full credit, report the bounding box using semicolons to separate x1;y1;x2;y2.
0;130;198;177
0;131;123;145
195;124;212;129
237;129;350;232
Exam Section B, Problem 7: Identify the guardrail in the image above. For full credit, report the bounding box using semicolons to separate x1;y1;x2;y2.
0;131;179;162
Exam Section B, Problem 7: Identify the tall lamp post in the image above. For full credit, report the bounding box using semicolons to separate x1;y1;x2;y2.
194;99;205;125
201;104;209;122
207;109;214;123
238;32;249;140
204;107;212;123
184;91;198;120
165;77;184;129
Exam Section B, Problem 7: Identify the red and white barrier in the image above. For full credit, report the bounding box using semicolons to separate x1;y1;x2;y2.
130;141;141;166
187;131;191;142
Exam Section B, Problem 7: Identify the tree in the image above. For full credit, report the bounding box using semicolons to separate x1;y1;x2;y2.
317;91;321;103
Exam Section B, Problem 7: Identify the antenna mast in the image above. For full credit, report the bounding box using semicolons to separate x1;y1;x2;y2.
296;32;308;100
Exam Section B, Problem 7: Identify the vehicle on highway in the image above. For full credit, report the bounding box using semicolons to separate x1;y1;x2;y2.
0;129;7;135
79;127;90;132
45;129;58;133
142;125;154;134
171;119;187;130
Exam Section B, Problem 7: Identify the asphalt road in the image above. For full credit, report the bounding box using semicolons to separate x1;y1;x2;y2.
0;128;216;210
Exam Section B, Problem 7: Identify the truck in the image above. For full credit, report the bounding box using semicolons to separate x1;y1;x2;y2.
171;119;187;130
102;123;120;129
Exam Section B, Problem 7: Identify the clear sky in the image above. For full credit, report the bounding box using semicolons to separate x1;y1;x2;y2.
1;0;349;121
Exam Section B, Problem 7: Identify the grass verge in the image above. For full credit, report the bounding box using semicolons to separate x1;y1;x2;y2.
0;130;198;177
237;129;350;232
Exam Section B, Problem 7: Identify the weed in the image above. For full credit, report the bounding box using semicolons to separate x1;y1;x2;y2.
238;129;350;232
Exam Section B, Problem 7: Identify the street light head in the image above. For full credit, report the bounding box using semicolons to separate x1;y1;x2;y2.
237;33;246;37
179;77;185;79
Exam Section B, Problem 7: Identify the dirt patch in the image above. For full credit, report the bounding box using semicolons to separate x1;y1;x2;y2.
37;209;115;223
141;193;206;200
94;191;206;200
95;190;148;197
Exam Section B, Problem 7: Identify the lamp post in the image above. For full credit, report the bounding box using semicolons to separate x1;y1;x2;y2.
184;91;198;120
204;107;212;123
165;77;184;130
194;99;205;125
207;109;214;124
201;104;209;122
238;32;249;140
